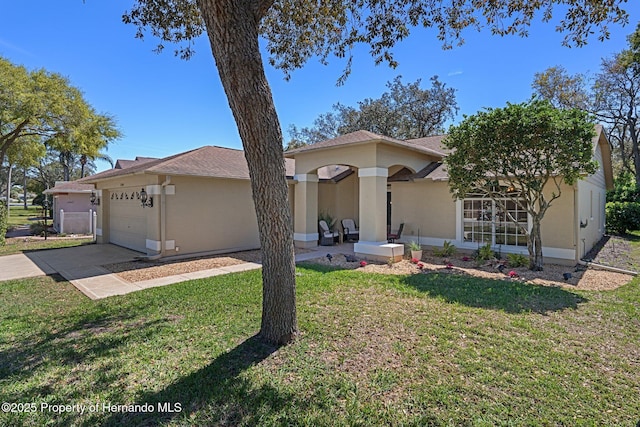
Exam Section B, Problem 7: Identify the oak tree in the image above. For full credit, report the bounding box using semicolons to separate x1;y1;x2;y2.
287;75;457;148
122;0;628;344
444;99;597;270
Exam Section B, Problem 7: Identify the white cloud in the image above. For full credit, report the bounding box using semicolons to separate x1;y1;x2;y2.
447;70;463;77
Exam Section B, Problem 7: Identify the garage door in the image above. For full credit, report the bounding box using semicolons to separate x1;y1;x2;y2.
109;187;147;253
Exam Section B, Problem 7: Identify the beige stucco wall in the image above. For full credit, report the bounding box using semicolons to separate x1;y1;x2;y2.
538;182;576;251
317;172;359;231
164;176;260;255
390;180;456;241
293;142;436;175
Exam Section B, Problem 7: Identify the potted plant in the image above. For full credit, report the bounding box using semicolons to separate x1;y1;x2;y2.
408;240;422;260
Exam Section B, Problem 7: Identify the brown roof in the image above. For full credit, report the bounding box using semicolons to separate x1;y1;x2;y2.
44;181;95;194
284;130;444;158
115;156;158;169
81;146;296;183
406;135;450;155
387;162;448;182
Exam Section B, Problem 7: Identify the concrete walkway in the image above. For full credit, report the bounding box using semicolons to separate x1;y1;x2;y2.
0;242;354;300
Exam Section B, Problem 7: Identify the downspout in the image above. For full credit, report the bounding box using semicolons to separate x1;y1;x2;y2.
577;260;638;276
160;175;171;258
573;183;580;263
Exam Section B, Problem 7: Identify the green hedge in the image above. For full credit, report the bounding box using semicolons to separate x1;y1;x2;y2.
0;201;6;246
605;201;640;235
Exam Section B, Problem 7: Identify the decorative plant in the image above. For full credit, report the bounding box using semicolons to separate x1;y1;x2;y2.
434;240;457;257
359;261;367;267
474;243;495;263
417;262;425;270
508;270;519;278
411;257;420;264
506;253;528;268
461;256;471;262
318;210;336;228
408;240;421;251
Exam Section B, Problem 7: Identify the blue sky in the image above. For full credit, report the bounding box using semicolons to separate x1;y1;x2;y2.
2;2;638;172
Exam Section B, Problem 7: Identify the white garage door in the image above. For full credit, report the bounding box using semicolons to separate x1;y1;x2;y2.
109;187;146;253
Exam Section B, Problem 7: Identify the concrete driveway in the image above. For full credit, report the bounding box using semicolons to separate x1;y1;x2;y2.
0;244;143;299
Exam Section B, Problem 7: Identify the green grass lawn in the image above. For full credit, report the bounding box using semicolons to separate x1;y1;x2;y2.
1;267;638;426
0;238;94;256
5;205;43;229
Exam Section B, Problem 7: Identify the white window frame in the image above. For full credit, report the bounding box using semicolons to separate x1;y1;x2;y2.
461;196;531;248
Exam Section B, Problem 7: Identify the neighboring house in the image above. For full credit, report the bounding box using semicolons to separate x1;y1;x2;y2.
44;181;96;234
80;125;613;265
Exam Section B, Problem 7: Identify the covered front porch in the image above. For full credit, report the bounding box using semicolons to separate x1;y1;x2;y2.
285;131;441;262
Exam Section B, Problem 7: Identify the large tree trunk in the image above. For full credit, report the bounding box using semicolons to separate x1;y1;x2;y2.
196;0;297;345
529;219;544;271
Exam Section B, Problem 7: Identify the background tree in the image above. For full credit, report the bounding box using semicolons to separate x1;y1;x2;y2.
444;99;597;271
0;57;120;182
287;76;457;148
533;24;640;185
532;66;589;110
592;25;640;186
123;0;628;344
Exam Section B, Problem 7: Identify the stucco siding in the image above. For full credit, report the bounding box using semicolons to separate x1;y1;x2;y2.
390;180;456;241
165;176;260;255
577;179;607;259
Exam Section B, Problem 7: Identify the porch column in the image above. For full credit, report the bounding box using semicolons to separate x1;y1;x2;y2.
355;167;403;261
293;173;319;248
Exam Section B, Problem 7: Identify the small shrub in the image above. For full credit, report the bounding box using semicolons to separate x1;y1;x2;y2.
433;240;457;257
0;201;7;246
506;253;528;268
474;243;495;263
29;222;46;236
606;201;640;234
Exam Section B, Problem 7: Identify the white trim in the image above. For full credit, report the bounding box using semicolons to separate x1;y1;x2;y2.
293;174;319;183
407;235;576;261
165;240;175;250
358;167;388;178
146;239;161;251
146;185;162;195
455;199;462;241
354;241;404;258
294;232;318;242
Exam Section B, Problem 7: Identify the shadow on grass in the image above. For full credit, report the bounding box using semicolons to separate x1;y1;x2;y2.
96;334;289;427
402;273;587;314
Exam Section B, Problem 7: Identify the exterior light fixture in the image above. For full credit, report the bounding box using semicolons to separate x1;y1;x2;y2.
140;188;153;208
90;191;100;206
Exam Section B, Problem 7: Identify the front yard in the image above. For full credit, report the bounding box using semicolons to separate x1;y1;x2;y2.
1;264;638;426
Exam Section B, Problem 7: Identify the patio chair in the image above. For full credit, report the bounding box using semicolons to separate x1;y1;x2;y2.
341;218;359;242
319;220;340;246
387;223;404;243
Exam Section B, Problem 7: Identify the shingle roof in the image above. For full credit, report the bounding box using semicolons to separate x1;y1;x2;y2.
406;134;450;155
80;146;296;183
44;181;95;194
284;130;444;158
115;157;158;169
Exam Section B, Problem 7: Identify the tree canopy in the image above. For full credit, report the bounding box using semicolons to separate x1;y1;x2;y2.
287;75;457;148
0;57;120;178
444;99;597;270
